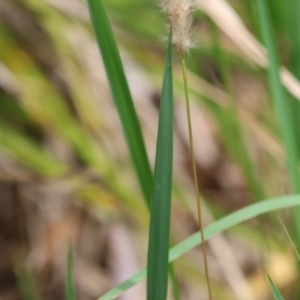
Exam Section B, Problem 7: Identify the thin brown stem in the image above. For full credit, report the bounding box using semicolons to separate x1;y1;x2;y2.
181;55;213;300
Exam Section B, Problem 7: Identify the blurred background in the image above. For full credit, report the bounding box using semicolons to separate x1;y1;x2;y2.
0;0;299;299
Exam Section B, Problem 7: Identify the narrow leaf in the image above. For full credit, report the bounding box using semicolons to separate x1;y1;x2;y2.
288;0;300;157
268;275;284;300
147;31;173;300
256;0;300;242
66;244;75;300
86;4;180;295
86;0;153;205
98;195;300;300
256;0;300;191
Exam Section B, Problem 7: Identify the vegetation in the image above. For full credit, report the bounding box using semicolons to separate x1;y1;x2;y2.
0;0;300;299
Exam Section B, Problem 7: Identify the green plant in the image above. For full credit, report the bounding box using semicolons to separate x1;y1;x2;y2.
1;0;300;299
66;244;75;300
99;195;300;299
84;0;300;299
268;275;284;300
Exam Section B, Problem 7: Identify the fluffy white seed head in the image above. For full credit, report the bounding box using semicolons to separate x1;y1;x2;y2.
162;0;195;55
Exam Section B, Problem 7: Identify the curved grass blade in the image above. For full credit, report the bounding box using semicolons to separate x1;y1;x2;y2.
268;275;284;300
66;244;75;300
86;0;153;205
146;31;173;300
98;195;300;300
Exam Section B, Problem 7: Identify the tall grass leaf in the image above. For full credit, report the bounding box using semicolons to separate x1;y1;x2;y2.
86;0;153;205
256;0;300;191
288;0;300;150
288;0;300;82
256;0;300;242
268;275;284;300
98;195;300;300
66;244;75;300
147;31;173;300
86;3;180;294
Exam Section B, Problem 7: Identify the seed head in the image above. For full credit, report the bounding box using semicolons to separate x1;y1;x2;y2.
162;0;195;55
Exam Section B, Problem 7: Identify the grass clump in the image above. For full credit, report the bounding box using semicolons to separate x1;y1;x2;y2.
1;0;300;299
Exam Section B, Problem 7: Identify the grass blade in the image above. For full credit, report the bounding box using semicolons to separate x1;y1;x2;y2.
288;0;300;156
256;0;300;244
146;31;173;300
288;0;300;82
268;275;284;300
256;0;300;192
86;4;180;295
66;244;75;300
86;0;153;205
86;3;180;295
98;194;300;300
168;264;181;300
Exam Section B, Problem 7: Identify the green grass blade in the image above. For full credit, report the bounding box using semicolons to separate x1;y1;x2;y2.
268;275;284;300
256;0;300;193
168;264;181;300
86;0;153;205
256;0;300;243
288;0;300;149
146;31;173;300
86;3;180;294
66;244;75;300
98;195;300;300
288;0;300;81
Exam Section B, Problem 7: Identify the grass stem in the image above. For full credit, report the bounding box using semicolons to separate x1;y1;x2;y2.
181;55;213;300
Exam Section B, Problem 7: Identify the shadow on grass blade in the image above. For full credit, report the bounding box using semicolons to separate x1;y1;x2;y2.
147;31;173;300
